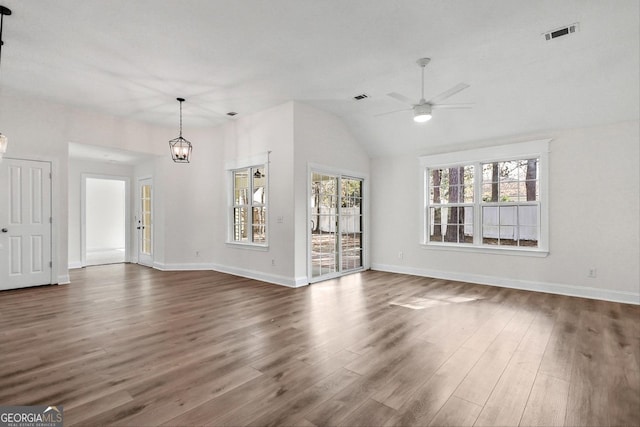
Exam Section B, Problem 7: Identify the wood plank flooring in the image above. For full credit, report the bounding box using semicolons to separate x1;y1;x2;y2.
0;264;638;426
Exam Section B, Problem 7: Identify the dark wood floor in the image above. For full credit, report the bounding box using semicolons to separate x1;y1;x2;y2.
1;264;638;426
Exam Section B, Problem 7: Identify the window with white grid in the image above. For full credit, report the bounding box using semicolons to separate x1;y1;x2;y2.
230;165;267;245
422;140;549;254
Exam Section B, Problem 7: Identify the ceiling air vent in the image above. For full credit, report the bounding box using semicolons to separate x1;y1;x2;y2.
544;23;579;41
226;112;238;116
353;93;370;101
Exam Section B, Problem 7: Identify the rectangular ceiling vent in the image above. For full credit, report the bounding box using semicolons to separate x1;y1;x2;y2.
353;93;370;101
544;23;579;41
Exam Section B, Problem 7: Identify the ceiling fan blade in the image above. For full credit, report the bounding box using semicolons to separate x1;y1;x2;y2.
427;83;470;104
431;103;474;109
387;92;415;105
374;108;412;117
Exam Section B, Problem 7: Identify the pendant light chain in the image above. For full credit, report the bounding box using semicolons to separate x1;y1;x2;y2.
0;12;4;69
0;13;4;69
179;99;183;137
0;5;13;71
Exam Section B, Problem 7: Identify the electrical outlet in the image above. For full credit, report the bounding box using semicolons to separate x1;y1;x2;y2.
588;268;597;278
398;251;403;259
271;259;275;266
195;251;200;257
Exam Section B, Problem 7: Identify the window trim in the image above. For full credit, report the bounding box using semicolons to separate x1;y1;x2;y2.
420;139;550;255
226;153;270;248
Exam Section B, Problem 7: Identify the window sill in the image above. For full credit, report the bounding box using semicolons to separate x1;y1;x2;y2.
421;242;549;257
225;242;269;251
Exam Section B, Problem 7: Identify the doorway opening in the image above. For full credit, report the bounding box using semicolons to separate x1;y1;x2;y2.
309;171;364;282
82;175;130;266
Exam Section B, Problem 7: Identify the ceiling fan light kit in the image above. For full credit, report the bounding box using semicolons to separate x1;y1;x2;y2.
413;104;432;122
380;57;472;123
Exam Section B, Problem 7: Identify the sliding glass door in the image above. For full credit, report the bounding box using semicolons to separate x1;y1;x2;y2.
310;171;363;282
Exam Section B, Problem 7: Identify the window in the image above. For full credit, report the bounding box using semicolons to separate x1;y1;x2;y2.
230;165;267;245
428;165;474;244
422;140;549;254
481;159;539;247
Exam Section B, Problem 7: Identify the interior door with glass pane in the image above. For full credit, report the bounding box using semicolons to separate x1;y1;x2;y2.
310;172;363;282
137;178;153;267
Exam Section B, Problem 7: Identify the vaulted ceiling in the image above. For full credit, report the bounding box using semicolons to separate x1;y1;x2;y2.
1;0;638;156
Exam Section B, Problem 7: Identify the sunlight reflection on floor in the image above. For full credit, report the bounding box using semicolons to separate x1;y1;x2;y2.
390;294;482;310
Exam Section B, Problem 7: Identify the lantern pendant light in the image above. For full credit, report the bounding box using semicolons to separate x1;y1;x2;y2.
169;98;192;163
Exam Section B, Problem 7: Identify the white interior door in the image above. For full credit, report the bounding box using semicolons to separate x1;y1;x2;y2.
0;158;52;290
137;178;153;267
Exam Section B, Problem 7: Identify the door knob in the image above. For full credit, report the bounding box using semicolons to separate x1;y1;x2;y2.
1;228;7;233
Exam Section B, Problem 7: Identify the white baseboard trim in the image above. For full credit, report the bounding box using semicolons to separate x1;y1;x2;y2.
210;263;307;288
294;276;310;287
57;275;71;285
152;262;308;288
371;263;640;305
153;262;212;271
68;261;83;270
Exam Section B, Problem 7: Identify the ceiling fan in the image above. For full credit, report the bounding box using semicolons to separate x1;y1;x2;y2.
378;58;472;122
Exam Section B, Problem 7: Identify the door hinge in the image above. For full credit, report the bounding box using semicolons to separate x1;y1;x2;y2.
49;217;52;223
49;172;52;179
49;261;52;267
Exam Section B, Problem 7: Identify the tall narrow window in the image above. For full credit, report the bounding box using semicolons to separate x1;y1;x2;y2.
481;159;539;247
427;165;474;244
231;165;267;245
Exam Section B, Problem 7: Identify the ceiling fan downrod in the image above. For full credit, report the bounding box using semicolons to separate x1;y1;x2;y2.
417;57;430;104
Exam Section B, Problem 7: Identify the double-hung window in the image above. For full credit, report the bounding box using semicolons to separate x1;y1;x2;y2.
422;140;550;254
480;159;539;247
230;165;267;245
428;165;475;244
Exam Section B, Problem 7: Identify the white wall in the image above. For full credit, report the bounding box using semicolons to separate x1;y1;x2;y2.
370;120;640;304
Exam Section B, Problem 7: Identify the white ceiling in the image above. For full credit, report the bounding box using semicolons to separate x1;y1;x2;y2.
1;0;638;156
